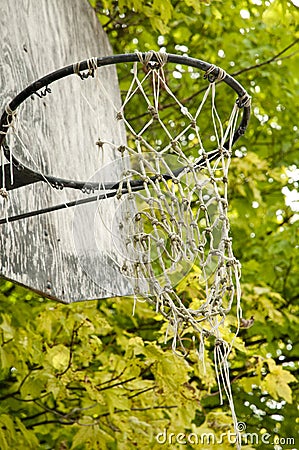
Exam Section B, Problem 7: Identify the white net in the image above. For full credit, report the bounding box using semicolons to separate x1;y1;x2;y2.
95;52;242;342
93;51;245;445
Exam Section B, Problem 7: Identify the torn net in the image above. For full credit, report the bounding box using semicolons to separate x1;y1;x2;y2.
96;52;243;445
98;52;242;348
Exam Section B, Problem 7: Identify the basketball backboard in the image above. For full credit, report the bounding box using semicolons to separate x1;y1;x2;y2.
0;0;134;302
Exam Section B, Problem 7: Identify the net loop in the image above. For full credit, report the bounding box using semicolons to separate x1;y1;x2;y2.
135;50;168;70
73;57;98;80
0;104;18;135
32;86;52;99
236;92;252;108
5;104;17;117
204;64;227;82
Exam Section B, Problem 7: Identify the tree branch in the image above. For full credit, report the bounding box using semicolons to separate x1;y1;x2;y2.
23;411;48;422
57;322;85;377
0;369;32;401
27;419;75;429
96;404;177;419
231;39;299;77
128;386;155;399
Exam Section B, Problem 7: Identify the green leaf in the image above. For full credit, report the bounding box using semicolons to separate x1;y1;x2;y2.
15;418;39;449
239;376;261;393
0;428;8;450
0;347;11;369
71;425;114;450
263;364;297;403
0;415;15;443
102;388;131;415
0;314;14;340
184;0;203;12
46;344;70;371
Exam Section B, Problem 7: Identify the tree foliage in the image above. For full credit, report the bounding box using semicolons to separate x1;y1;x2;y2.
1;0;299;448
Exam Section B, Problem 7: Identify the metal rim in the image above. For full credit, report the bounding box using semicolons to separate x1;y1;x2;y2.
0;52;251;193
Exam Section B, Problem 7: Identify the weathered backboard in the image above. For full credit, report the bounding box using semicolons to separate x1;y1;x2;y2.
0;0;134;302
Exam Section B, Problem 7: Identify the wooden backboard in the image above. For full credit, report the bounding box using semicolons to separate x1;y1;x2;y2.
0;0;134;302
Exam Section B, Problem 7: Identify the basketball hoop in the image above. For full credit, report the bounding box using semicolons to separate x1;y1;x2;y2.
0;51;251;448
0;52;250;214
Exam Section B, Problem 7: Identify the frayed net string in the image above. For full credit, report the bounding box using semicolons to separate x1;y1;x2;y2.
108;52;244;444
